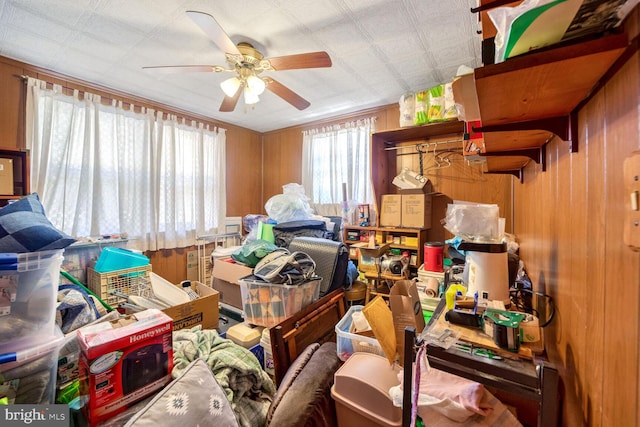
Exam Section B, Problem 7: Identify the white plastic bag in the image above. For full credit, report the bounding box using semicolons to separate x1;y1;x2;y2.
443;201;501;242
264;183;313;223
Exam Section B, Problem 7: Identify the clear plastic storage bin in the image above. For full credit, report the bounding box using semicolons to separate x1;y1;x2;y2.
335;305;385;361
239;276;321;327
0;327;64;404
0;249;64;342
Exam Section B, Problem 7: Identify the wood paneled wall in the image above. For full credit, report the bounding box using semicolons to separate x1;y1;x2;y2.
514;10;640;426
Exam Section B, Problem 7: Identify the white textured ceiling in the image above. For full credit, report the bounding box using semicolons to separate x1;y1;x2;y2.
0;0;482;133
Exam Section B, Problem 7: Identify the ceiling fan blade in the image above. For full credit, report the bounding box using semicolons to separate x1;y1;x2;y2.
186;11;241;55
219;84;243;112
142;65;221;74
267;52;332;71
263;77;311;110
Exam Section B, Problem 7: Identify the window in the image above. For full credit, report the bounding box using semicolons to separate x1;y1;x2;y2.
301;117;376;217
25;78;226;251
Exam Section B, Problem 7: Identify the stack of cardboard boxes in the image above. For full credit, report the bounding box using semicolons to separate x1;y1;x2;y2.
379;189;432;229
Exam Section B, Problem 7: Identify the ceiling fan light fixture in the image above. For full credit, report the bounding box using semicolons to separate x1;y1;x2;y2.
246;75;266;95
244;87;260;105
221;77;241;97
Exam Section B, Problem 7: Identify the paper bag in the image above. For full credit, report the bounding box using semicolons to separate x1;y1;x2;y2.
389;280;426;365
362;296;397;365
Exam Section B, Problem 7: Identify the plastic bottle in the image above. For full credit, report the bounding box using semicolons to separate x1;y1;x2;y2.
261;328;275;379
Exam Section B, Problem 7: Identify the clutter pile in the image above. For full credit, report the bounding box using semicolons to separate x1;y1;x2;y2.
0;194;75;406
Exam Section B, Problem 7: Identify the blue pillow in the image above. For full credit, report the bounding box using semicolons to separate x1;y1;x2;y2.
0;193;76;252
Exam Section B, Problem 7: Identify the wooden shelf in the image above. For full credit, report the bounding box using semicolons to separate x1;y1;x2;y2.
370;34;631;185
370;121;464;213
371;121;464;146
455;32;629;176
476;32;627;122
343;225;428;269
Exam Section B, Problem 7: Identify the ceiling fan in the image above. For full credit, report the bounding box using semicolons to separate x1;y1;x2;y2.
143;11;332;112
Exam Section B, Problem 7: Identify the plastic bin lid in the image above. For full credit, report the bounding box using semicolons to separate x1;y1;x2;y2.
0;327;64;371
331;352;402;425
94;247;150;273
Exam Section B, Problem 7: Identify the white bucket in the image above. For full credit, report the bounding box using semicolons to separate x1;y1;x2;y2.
261;328;275;378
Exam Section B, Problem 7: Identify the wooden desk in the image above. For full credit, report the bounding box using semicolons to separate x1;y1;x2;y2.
401;299;560;427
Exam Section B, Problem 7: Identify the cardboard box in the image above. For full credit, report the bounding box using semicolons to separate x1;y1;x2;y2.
162;281;219;331
211;258;253;308
401;193;432;229
78;309;173;425
379;194;402;227
0;158;13;195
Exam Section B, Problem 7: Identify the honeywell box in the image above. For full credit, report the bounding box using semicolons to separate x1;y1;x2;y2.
212;258;253;308
401;191;432;229
379;195;402;227
78;309;173;425
162;281;219;331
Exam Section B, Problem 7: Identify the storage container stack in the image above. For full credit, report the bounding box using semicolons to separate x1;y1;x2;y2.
0;249;66;404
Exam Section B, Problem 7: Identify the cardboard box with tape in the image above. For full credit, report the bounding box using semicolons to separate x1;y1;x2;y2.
162;281;219;331
211;257;253;308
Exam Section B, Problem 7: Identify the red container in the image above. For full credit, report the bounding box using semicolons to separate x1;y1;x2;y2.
424;242;444;272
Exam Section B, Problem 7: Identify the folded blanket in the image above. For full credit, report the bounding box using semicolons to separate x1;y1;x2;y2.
172;326;276;427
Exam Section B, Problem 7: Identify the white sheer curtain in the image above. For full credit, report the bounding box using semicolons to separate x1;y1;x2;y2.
25;77;226;251
301;117;376;217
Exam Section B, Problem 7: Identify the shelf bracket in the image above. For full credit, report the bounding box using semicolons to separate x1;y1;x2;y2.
480;146;546;171
568;111;579;153
485;169;523;183
570;32;640;153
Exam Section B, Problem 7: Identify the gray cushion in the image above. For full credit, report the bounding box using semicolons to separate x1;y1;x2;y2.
0;193;75;252
124;358;238;427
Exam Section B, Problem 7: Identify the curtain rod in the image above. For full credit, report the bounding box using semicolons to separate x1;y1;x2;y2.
19;74;224;128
